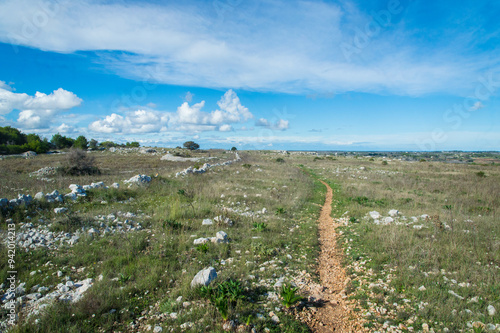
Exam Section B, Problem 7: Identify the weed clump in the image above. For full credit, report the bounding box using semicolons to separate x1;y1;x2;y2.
58;149;100;176
280;283;302;309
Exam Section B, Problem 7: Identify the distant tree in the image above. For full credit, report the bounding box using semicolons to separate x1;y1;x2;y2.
50;133;74;149
126;141;140;148
0;126;27;145
89;139;98;150
183;141;200;150
231;147;237;151
99;141;117;148
24;134;50;153
73;135;88;150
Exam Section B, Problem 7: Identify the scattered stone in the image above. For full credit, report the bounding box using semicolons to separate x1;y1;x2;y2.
388;209;399;217
193;238;209;245
202;219;213;226
124;174;152;187
222;320;236;331
190;267;217;288
487;305;496;316
54;207;68;214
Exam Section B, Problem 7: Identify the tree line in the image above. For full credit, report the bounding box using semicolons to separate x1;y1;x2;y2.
0;126;140;155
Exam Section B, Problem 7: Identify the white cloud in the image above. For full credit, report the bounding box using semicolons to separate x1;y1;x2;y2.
56;123;77;134
174;89;252;127
215;90;253;123
185;91;194;102
219;124;233;132
0;81;14;91
89;110;164;134
0;86;82;122
0;89;29;115
275;119;289;130
255;117;289;131
256;118;269;127
0;0;492;96
470;101;485;111
176;101;207;124
25;88;82;110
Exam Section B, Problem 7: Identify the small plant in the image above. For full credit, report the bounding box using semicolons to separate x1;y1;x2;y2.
276;158;285;163
253;222;267;232
199;279;243;322
213;295;229;321
164;219;182;230
382;160;388;165
275;207;286;215
218;279;244;304
349;216;358;223
118;273;131;284
369;158;374;161
280;283;302;309
476;171;486;178
196;243;210;253
242;163;251;169
198;285;213;299
245;314;252;326
420;159;427;162
177;189;195;215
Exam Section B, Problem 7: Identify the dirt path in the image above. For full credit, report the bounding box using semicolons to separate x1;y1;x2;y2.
300;180;366;332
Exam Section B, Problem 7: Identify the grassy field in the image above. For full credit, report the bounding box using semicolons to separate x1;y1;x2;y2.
301;155;500;332
1;150;499;332
1;150;324;332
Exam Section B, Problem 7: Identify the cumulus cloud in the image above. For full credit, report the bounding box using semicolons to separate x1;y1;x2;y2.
56;123;77;134
275;119;289;130
89;110;165;134
175;90;252;126
89;90;252;135
256;118;269;127
219;124;233;132
17;110;54;129
0;87;82;115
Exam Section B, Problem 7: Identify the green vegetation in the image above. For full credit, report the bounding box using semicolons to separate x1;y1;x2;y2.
1;148;498;332
1;149;322;332
280;284;302;309
0;126;50;154
183;140;200;150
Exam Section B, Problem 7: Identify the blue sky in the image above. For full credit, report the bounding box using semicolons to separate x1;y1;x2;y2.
0;0;499;150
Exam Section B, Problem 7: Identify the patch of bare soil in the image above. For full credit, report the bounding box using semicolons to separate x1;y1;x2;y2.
296;180;367;332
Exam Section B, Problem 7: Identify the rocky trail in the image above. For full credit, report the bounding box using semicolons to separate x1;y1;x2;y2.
303;180;366;332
